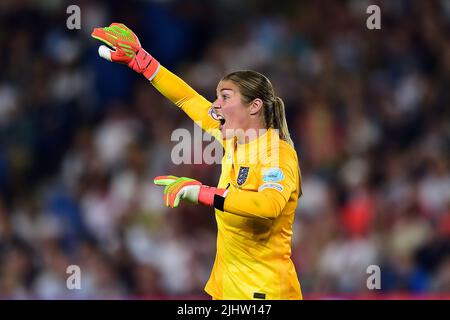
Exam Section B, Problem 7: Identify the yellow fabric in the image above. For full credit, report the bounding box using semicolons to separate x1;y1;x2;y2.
151;66;222;142
151;66;302;300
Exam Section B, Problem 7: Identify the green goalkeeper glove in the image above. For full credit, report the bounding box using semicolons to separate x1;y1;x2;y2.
154;176;228;208
91;22;160;80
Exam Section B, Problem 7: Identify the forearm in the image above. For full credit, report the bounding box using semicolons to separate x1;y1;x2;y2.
216;189;287;220
151;66;207;107
150;66;220;134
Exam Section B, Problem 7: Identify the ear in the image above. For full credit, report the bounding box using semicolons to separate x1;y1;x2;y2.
249;98;263;115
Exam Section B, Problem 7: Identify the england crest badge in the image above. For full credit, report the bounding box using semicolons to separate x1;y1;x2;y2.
237;166;250;186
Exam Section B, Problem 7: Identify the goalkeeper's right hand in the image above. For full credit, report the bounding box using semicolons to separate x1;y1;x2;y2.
91;23;160;80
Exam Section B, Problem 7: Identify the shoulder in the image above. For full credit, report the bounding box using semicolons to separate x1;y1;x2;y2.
278;139;298;159
259;132;298;180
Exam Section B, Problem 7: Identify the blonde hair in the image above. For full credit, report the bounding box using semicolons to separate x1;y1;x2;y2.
222;70;294;146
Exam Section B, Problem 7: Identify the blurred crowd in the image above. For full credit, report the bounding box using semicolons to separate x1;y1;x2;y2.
0;0;449;299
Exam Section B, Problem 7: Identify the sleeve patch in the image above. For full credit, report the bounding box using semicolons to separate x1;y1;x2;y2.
262;167;284;183
208;106;220;121
258;183;284;192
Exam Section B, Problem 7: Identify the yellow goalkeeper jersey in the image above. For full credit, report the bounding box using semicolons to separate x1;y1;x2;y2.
151;66;302;300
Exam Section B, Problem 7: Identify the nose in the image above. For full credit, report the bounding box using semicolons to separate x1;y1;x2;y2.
213;100;221;110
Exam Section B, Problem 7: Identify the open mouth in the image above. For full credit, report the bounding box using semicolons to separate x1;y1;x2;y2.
216;114;226;126
210;108;226;127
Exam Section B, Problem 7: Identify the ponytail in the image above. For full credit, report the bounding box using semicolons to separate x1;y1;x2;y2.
272;96;294;147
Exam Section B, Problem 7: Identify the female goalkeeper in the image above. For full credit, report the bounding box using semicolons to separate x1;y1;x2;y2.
92;23;302;300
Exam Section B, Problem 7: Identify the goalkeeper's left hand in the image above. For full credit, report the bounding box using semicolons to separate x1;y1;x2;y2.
154;176;228;208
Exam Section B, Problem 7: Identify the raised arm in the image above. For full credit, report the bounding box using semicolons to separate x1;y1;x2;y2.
150;66;221;138
91;23;221;140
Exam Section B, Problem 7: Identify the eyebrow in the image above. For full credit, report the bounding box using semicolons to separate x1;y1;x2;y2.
219;88;234;93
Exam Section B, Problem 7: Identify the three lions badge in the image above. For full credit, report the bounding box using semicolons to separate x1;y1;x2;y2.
237;166;250;186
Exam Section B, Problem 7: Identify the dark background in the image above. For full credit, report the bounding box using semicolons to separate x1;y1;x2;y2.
0;0;449;299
